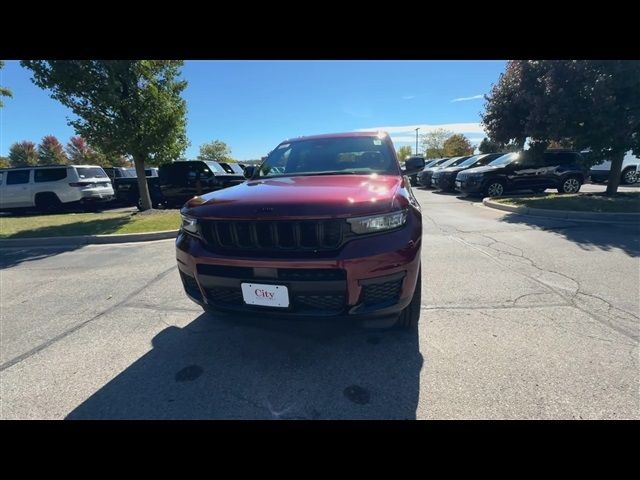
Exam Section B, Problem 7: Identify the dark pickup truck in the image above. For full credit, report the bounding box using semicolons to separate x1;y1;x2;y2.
108;161;246;209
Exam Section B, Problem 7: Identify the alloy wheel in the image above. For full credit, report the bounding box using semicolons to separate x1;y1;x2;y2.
623;169;638;184
487;182;504;196
563;178;580;193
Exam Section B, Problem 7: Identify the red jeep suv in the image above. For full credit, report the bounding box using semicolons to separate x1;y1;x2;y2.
176;132;425;328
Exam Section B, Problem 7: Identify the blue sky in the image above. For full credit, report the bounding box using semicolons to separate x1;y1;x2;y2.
1;60;506;160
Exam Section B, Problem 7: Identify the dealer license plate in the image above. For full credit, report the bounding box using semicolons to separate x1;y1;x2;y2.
241;283;289;308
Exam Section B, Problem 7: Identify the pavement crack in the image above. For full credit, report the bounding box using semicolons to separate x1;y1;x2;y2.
0;265;178;373
421;302;571;311
450;235;638;342
512;292;553;305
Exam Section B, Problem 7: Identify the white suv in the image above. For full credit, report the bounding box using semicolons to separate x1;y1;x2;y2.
0;165;114;212
589;151;640;184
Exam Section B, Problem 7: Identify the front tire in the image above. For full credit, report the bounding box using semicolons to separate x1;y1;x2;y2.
396;267;421;330
484;180;505;197
621;168;638;185
558;176;582;194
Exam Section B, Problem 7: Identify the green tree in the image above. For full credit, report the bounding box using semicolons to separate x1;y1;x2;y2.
482;60;640;195
197;140;232;163
443;134;474;157
0;156;10;168
21;60;189;210
478;137;502;154
8;141;39;166
420;128;452;158
0;61;12;108
397;145;412;162
38;135;69;165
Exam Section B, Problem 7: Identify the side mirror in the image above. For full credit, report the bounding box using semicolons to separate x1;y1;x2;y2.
402;156;425;175
244;166;256;179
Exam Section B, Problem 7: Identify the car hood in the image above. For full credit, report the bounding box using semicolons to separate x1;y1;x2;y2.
440;166;468;174
184;174;405;219
462;165;503;175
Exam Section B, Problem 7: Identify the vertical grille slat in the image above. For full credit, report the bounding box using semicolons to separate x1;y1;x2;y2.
201;219;347;252
316;222;325;247
249;223;259;248
230;222;240;247
293;222;301;248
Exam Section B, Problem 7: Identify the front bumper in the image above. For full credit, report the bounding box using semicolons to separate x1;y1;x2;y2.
455;177;483;194
418;171;434;187
175;215;422;319
434;174;456;191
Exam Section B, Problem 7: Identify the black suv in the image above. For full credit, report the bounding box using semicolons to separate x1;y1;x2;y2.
421;156;471;188
405;155;426;186
456;150;586;197
431;153;504;192
416;158;449;186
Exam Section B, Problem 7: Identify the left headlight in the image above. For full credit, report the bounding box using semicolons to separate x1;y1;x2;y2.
347;209;407;235
181;213;199;235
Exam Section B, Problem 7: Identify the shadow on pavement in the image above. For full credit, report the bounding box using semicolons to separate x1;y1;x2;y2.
3;217;131;240
0;244;86;269
431;190;459;196
453;194;482;203
66;312;423;419
501;213;640;257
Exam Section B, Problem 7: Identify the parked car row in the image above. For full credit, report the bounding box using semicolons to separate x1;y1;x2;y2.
0;160;249;213
412;149;640;196
414;151;585;196
431;154;504;191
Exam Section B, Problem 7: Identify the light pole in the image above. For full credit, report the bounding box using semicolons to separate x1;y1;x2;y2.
414;127;420;156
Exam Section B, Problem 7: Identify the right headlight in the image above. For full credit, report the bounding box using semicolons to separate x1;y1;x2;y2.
180;213;199;235
347;209;407;235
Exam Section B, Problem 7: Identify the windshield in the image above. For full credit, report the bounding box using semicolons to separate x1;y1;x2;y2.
124;168;137;177
204;161;227;174
220;162;244;174
425;158;446;168
440;156;468;168
489;152;521;166
457;155;483;167
257;136;397;177
76;167;107;179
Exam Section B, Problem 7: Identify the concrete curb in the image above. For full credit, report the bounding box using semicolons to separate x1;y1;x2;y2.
482;198;640;223
0;230;179;247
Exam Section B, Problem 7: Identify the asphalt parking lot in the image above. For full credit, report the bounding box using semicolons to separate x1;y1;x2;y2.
1;184;638;419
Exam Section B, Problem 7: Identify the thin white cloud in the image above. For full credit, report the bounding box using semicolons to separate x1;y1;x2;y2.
402;95;416;100
451;94;484;103
389;135;422;143
357;122;486;136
